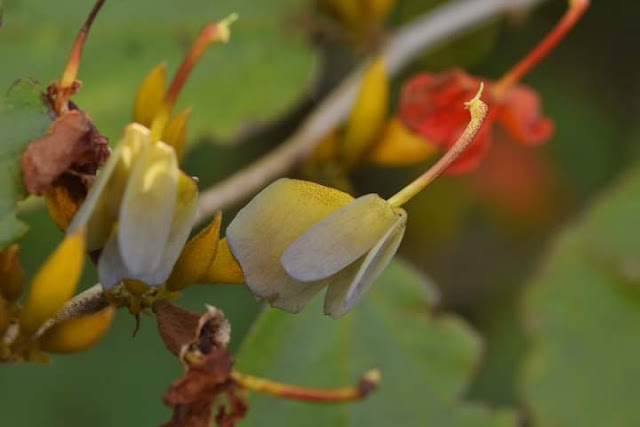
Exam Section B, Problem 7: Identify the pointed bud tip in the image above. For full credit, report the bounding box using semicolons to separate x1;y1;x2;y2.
464;82;488;118
357;368;381;397
215;13;239;43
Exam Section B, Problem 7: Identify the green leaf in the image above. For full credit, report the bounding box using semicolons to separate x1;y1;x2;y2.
0;0;315;144
0;80;53;249
522;166;640;426
236;261;516;426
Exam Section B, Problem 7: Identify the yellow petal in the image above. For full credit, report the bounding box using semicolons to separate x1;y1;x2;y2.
202;237;244;285
0;244;25;302
133;62;167;127
163;108;191;162
366;118;438;166
38;305;115;354
68;123;151;251
226;178;353;313
119;141;178;276
20;230;86;336
166;212;222;291
341;57;388;167
324;208;406;318
281;194;398;282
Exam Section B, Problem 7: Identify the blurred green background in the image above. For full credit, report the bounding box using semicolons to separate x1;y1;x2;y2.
1;0;639;425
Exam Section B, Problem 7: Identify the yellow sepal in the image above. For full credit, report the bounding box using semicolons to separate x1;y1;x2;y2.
38;306;115;354
133;62;167;127
341;57;388;167
166;212;222;291
202;238;244;285
19;230;86;336
366;117;438;166
162;108;191;161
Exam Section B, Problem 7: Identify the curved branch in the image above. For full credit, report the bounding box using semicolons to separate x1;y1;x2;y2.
195;0;547;225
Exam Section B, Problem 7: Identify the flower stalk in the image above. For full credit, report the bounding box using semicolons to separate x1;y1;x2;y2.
231;369;380;403
54;0;106;114
493;0;589;98
149;14;237;142
387;84;488;208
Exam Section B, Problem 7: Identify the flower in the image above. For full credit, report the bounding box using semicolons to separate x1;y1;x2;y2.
66;16;238;292
227;87;488;317
398;69;552;174
227;178;407;318
397;0;588;174
67;124;198;290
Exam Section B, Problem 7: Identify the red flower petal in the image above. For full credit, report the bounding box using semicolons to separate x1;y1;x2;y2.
497;85;554;146
398;69;495;174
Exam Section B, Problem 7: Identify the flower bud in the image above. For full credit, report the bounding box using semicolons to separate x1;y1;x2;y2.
19;230;85;336
38;305;114;354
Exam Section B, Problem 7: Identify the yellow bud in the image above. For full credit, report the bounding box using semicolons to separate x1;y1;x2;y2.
366;118;438;166
166;212;222;291
202;238;244;285
309;130;339;166
320;0;395;33
0;244;24;302
19;230;86;336
133;62;167;127
44;183;82;232
38;306;115;354
162;108;191;161
341;57;388;168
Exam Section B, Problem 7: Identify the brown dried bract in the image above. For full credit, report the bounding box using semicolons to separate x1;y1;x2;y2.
21;105;108;195
163;346;234;427
154;301;244;427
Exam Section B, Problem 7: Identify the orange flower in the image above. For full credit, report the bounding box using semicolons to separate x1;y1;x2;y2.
398;69;552;174
397;0;588;174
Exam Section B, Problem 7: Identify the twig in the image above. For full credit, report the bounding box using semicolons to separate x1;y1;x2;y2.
194;0;548;225
36;284;108;337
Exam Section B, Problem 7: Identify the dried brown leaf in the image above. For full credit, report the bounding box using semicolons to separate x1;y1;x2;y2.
155;302;242;427
22;107;108;195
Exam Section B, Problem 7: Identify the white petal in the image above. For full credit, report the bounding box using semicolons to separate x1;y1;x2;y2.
281;194;398;282
97;227;130;290
135;172;198;286
226;178;353;313
119;141;178;276
68;123;150;251
324;209;407;318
